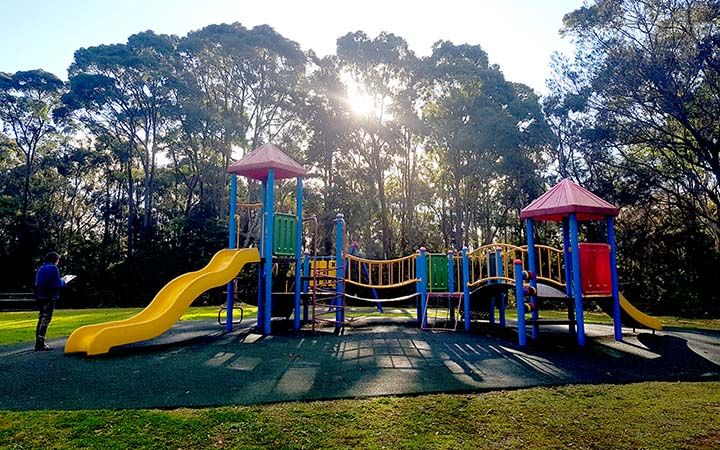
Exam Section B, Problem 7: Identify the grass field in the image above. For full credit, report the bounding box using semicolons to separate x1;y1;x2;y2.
0;305;717;346
0;381;718;449
0;306;256;345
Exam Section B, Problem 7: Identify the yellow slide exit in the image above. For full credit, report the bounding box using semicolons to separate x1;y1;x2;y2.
619;292;663;331
65;248;260;356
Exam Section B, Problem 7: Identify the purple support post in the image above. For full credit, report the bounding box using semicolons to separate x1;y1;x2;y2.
226;174;237;332
607;217;622;341
496;247;506;328
293;177;303;331
514;259;526;346
334;214;345;327
256;180;266;333
525;219;539;339
462;247;471;331
262;169;275;335
569;213;586;346
562;218;575;335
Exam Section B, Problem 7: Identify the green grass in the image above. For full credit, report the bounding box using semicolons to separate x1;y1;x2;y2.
1;304;717;346
1;381;718;449
0;305;258;345
504;309;720;331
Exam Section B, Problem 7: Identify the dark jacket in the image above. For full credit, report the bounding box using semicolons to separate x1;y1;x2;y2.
34;263;65;300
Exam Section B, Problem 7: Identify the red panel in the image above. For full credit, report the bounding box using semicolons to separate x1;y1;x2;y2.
579;243;612;296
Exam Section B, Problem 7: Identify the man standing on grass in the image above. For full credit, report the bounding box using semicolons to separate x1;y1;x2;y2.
34;252;66;351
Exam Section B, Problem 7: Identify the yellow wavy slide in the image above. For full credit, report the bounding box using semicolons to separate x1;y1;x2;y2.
619;292;662;331
65;248;260;356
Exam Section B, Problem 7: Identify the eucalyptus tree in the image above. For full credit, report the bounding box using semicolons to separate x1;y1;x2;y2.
295;54;355;250
59;31;177;254
337;31;418;257
173;23;307;214
422;42;551;247
0;70;64;223
548;0;720;250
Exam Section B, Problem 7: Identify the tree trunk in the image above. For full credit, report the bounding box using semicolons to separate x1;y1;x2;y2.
452;179;463;248
378;171;391;258
126;160;135;257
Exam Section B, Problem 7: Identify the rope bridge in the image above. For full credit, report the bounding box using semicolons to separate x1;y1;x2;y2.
345;253;419;289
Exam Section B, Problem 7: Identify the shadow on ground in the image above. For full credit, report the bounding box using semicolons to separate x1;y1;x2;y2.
0;317;718;410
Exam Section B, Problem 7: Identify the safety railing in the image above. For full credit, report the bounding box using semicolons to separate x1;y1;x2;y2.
449;243;566;291
467;243;523;288
345;253;420;289
520;244;565;288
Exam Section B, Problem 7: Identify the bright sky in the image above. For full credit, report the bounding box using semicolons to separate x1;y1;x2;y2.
0;0;582;95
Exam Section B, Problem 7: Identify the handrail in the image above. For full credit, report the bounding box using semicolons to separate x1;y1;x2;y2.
468;275;516;288
344;278;420;289
458;243;566;290
345;253;419;289
346;253;418;265
466;243;524;288
519;244;565;287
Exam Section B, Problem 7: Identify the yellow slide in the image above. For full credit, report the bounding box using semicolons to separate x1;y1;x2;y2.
65;248;260;356
619;292;662;331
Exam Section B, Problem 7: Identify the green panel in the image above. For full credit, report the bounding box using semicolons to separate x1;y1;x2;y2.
273;213;297;256
427;253;448;292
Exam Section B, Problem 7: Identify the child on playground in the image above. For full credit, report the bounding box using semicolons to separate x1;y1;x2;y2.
33;252;67;351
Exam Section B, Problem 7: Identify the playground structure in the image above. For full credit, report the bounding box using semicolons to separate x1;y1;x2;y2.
64;144;661;355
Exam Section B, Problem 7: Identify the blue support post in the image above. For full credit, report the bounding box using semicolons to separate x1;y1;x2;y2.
226;174;238;332
293;177;303;331
334;214;345;327
461;247;471;331
607;217;622;341
514;259;527;346
256;181;266;332
262;169;275;335
569;213;586;346
496;247;506;328
525;219;539;339
302;251;310;322
562;218;575;335
416;248;428;327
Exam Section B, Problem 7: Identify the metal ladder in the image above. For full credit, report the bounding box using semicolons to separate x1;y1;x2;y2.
308;261;346;331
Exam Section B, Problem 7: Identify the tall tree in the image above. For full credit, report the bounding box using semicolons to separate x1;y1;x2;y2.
0;70;64;223
550;0;720;249
174;23;306;215
422;42;551;247
59;31;177;254
337;31;417;257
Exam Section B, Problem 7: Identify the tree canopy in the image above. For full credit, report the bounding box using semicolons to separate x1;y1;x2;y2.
1;3;718;317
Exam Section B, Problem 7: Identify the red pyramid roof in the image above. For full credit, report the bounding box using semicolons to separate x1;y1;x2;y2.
520;178;618;222
227;143;307;180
